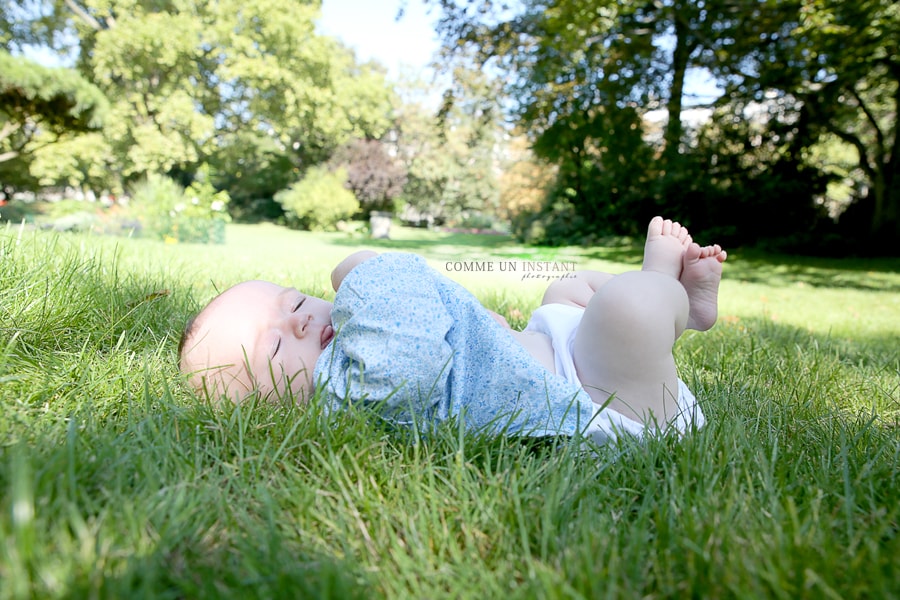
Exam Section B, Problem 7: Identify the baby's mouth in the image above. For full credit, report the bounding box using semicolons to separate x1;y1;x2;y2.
320;324;334;348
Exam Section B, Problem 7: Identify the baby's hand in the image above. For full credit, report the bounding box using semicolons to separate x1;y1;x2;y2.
331;251;378;291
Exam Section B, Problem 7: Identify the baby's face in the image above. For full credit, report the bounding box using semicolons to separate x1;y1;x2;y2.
181;281;334;402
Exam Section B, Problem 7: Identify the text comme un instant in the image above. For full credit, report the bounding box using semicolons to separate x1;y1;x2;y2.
444;261;577;273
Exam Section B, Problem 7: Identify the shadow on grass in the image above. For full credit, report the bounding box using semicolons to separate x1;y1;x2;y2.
329;228;648;265
581;241;644;266
333;228;900;293
724;250;900;293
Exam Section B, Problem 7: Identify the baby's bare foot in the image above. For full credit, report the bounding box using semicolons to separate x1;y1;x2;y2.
642;216;693;279
681;242;727;331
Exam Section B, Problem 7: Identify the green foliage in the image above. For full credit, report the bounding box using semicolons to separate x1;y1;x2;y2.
127;170;230;243
394;69;501;225
667;113;836;251
206;0;395;164
275;166;360;231
0;49;108;167
28;131;116;191
86;9;215;179
209;130;297;222
4;0;396;208
789;0;900;242
431;0;900;253
6;0;896;249
3;0;504;235
497;134;555;221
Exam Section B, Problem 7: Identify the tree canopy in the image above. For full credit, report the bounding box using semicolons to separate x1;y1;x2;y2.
0;49;108;164
2;0;396;196
3;0;897;253
429;0;900;251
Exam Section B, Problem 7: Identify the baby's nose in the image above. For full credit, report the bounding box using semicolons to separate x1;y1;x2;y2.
292;313;312;337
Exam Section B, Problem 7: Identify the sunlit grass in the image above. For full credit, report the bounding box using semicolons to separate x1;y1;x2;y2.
1;221;898;598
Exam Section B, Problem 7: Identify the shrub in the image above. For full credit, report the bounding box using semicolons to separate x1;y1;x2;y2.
127;169;230;243
275;167;359;231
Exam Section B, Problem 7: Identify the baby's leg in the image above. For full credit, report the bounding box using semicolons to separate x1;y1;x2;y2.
572;270;688;425
540;271;614;308
572;216;726;425
540;218;694;309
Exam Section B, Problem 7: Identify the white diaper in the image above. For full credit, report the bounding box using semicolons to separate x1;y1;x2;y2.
524;303;584;385
524;303;705;441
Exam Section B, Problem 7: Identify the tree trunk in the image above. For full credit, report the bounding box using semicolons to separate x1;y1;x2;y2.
888;80;900;239
871;72;900;240
662;5;692;166
879;151;900;239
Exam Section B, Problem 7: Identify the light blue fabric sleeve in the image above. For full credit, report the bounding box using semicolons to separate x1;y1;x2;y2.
314;253;455;425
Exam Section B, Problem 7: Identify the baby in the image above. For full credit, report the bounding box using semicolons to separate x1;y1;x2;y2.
179;217;726;443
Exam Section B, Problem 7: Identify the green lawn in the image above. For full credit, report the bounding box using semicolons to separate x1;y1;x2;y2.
1;221;899;599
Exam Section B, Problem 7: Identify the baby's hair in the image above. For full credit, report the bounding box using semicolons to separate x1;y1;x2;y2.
179;282;227;366
177;313;200;367
178;286;225;367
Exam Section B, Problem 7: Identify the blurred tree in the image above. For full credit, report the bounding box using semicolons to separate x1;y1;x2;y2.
391;96;451;223
802;134;865;219
205;0;396;166
1;0;63;50
677;105;829;248
497;133;555;221
274;165;359;231
392;63;500;225
686;0;899;246
786;0;899;241
428;0;779;231
0;49;107;164
84;8;215;179
5;0;395;216
209;130;297;221
29;131;114;192
429;0;898;251
436;65;502;224
327;138;407;216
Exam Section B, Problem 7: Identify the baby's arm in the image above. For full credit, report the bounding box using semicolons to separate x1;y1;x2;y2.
540;270;614;308
331;250;378;291
486;309;510;329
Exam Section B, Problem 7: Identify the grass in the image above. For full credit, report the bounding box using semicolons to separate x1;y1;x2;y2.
1;221;899;599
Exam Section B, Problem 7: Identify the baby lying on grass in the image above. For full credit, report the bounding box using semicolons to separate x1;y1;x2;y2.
179;217;726;444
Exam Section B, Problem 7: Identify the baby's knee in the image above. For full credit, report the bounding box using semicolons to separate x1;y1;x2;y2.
589;271;688;326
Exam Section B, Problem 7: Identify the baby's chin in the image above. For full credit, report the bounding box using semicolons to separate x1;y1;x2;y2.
187;366;254;404
198;367;315;405
261;375;314;405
